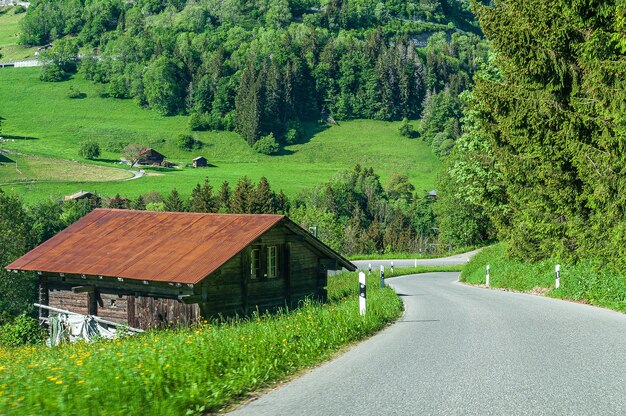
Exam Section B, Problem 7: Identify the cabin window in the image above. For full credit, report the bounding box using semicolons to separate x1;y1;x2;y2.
251;248;261;279
267;246;278;278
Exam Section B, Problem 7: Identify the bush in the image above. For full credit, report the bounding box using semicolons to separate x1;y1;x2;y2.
284;120;303;144
189;112;209;131
67;86;83;99
40;64;68;82
78;141;100;160
176;134;202;151
399;117;415;138
146;202;166;211
13;5;27;14
0;313;45;347
253;133;279;155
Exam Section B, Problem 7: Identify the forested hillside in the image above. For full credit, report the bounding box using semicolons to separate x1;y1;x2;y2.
437;0;626;273
19;0;486;150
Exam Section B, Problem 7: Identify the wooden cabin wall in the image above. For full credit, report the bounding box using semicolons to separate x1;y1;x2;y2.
48;289;89;315
289;241;327;305
197;252;245;317
98;293;128;323
127;296;201;330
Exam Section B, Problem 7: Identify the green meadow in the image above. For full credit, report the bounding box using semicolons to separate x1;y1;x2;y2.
0;67;440;203
0;8;36;62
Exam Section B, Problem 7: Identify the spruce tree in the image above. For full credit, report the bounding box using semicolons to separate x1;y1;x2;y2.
164;188;186;212
251;176;276;214
188;178;217;213
231;177;254;213
218;180;231;213
131;195;146;210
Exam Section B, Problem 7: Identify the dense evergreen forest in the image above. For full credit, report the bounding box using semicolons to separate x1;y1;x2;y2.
20;0;487;151
438;0;626;273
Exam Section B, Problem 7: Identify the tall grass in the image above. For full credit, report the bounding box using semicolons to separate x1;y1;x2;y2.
462;244;626;313
0;272;402;415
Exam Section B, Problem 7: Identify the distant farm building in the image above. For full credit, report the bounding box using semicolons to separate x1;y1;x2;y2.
6;209;355;329
137;148;165;165
64;190;94;201
192;156;207;168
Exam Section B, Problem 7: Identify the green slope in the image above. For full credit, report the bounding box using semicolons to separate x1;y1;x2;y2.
0;68;440;202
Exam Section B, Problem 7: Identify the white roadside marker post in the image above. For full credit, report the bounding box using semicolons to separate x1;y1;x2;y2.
486;264;490;288
414;259;417;267
555;264;560;289
359;272;366;316
390;261;394;275
368;263;372;275
380;265;385;288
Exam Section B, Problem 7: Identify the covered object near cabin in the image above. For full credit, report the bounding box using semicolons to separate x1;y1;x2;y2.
5;209;355;329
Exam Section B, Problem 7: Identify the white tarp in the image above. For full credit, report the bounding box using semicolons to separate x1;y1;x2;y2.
47;313;119;346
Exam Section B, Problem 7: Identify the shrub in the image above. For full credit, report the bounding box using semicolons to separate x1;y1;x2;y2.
284;120;303;144
253;133;279;155
189;112;209;131
78;141;100;160
40;64;67;82
285;128;299;144
146;202;166;211
0;313;45;347
176;134;202;151
67;86;83;99
399;117;415;138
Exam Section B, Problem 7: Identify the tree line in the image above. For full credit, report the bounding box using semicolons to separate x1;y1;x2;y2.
23;0;485;148
0;167;440;319
433;0;626;274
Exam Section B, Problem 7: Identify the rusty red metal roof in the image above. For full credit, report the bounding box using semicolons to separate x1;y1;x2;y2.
6;209;285;284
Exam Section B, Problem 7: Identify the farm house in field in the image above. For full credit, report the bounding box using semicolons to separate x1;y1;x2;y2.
192;156;207;168
137;148;165;165
5;209;355;329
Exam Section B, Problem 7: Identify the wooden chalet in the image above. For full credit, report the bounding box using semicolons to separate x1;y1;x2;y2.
192;156;207;168
5;209;355;329
137;148;165;165
64;190;94;201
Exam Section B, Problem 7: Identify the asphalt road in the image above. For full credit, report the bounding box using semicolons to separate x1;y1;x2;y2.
351;249;482;272
230;272;626;415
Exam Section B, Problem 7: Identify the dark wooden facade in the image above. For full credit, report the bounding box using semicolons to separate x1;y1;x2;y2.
137;148;165;165
192;156;207;168
34;220;353;329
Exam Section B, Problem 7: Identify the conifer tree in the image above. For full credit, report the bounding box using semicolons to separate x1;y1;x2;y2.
164;188;186;212
131;194;146;210
188;178;217;213
218;180;231;213
231;177;254;213
251;176;276;214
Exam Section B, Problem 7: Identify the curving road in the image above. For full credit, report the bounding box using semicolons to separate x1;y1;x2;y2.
230;272;626;415
351;249;482;272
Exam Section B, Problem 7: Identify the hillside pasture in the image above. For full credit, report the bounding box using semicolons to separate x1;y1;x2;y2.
0;68;440;202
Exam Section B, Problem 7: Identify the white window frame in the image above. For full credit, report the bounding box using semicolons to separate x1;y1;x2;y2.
267;246;278;278
250;248;260;279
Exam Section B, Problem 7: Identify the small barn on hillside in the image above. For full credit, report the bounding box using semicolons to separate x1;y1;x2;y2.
6;209;355;329
137;148;165;165
64;190;94;201
192;156;207;168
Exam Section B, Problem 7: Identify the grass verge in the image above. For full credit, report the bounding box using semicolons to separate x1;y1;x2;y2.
462;244;626;313
0;271;402;415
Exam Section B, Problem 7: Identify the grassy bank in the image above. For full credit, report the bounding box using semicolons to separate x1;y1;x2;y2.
348;246;480;261
0;271;402;415
462;244;626;313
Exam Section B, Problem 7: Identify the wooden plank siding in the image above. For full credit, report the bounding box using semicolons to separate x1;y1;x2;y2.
35;220;352;329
